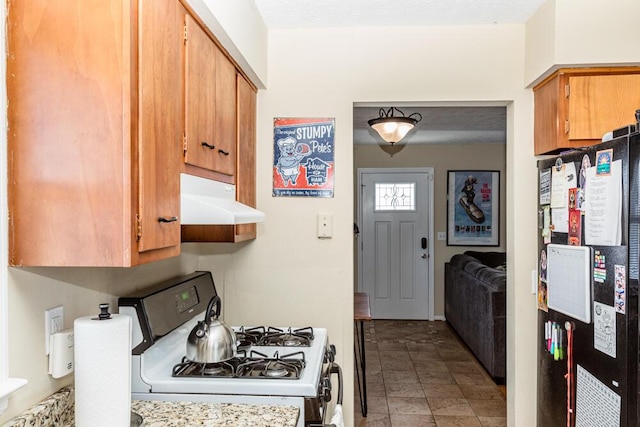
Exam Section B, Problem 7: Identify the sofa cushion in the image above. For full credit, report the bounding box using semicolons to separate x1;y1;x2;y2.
464;250;506;269
476;268;506;290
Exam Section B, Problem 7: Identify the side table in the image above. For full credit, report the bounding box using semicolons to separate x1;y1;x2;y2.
354;292;371;416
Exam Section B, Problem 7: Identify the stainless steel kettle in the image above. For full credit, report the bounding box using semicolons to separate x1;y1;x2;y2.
186;296;237;363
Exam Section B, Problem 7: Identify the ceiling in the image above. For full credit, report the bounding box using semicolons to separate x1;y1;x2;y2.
253;0;545;29
354;106;506;145
252;0;539;145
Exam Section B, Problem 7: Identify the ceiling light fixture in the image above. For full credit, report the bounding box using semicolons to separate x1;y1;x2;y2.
367;107;422;145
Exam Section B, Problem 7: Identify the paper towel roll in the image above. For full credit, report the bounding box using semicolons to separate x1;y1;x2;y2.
74;311;131;427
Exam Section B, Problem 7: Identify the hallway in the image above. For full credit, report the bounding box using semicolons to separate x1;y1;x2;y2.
354;320;506;427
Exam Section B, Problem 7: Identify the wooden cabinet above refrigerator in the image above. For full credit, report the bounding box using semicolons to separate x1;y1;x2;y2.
534;67;640;155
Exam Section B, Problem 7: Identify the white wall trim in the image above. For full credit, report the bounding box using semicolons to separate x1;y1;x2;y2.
0;0;27;414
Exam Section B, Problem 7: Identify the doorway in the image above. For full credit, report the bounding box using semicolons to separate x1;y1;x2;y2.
357;168;435;320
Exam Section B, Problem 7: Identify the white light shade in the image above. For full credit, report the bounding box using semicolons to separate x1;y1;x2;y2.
369;118;416;144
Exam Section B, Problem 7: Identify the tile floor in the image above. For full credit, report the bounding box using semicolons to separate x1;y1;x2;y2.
354;320;506;427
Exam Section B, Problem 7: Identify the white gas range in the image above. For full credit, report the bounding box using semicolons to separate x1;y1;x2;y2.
118;272;341;427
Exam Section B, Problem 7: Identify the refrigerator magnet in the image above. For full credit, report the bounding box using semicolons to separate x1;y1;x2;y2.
614;264;626;314
596;149;613;176
593;302;616;358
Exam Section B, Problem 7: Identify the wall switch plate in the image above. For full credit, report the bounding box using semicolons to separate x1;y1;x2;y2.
45;305;64;355
317;214;333;238
49;329;74;378
437;232;446;241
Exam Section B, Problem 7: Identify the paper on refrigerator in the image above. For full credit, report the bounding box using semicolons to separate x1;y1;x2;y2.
584;160;622;246
550;162;576;233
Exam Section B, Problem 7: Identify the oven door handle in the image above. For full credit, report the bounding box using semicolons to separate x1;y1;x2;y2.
330;362;343;405
308;362;343;427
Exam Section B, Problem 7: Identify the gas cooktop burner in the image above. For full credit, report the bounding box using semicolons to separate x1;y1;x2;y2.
258;327;314;347
234;326;315;347
172;350;306;380
172;359;237;378
235;326;266;346
237;351;305;379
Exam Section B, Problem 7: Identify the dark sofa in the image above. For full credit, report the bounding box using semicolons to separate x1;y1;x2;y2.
444;251;506;381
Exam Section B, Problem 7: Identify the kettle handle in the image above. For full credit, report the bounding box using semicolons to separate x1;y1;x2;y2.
205;295;221;324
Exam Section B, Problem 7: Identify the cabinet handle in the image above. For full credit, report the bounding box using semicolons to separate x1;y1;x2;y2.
158;216;178;223
201;142;215;149
218;149;229;156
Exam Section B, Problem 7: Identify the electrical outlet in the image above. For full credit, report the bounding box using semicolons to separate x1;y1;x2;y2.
45;305;64;355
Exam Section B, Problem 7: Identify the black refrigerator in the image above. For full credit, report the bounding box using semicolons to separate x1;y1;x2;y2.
537;120;640;426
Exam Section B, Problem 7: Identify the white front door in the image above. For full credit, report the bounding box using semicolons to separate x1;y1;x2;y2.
358;168;434;320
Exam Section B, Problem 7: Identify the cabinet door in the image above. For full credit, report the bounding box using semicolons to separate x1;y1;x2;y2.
213;48;237;177
7;0;130;266
184;16;236;178
236;74;257;239
184;14;217;171
568;74;640;140
137;0;182;252
534;74;564;155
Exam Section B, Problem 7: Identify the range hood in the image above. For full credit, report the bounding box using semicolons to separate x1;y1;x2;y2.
180;173;265;225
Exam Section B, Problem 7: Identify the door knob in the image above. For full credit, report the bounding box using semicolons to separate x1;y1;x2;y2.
421;253;428;259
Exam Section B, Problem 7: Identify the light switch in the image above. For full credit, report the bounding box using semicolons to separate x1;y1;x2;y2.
437;232;446;241
317;214;333;238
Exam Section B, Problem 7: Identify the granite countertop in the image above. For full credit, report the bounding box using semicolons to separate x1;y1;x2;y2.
130;400;299;427
3;387;299;427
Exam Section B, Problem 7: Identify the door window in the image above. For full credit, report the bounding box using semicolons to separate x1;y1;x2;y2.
374;182;416;211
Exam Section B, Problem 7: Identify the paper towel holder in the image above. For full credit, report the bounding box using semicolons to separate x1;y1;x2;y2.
93;303;112;320
92;304;144;427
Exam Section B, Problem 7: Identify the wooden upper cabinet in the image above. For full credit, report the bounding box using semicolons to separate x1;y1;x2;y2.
214;49;238;177
534;67;640;155
138;0;183;253
235;74;258;240
183;14;237;179
7;0;182;266
184;14;217;172
181;73;258;243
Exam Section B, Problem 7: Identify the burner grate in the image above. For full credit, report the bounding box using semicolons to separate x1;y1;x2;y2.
172;357;238;378
258;327;315;347
171;350;306;380
237;351;306;379
235;326;266;347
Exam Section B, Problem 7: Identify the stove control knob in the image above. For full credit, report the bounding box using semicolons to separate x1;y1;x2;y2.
321;377;332;401
324;344;336;363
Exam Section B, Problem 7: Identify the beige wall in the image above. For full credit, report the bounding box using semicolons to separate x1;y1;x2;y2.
353;143;506;317
524;0;640;86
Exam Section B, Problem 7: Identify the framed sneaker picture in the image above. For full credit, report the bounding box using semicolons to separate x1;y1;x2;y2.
447;170;500;246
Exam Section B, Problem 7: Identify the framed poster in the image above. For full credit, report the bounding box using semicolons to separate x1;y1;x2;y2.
447;170;500;246
272;117;335;197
